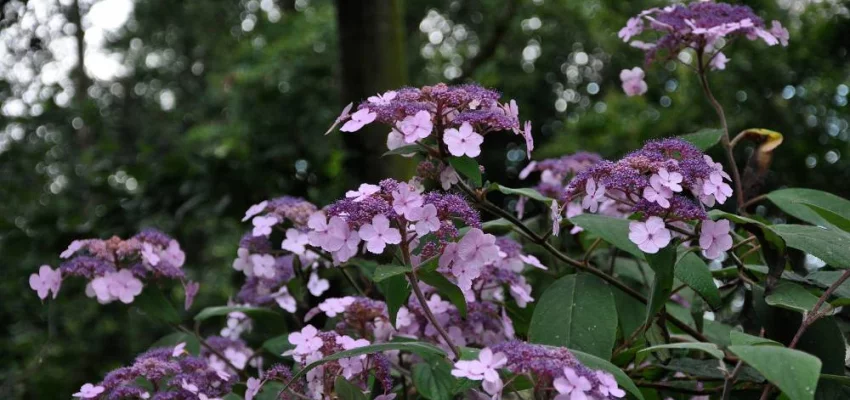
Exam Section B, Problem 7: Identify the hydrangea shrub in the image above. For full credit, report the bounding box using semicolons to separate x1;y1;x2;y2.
30;2;850;400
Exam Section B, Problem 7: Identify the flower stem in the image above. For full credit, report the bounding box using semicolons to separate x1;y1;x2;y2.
405;272;461;359
696;51;746;211
398;226;461;359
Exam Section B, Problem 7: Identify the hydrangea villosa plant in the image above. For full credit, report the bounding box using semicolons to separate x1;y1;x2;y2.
30;2;850;400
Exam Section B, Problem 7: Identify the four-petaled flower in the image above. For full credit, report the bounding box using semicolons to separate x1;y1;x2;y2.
457;228;500;267
628;216;672;254
307;272;330;297
340;108;377;132
444;122;484;157
252;215;278;237
581;178;606;212
439;166;459;190
553;367;593;400
345;183;380;202
318;296;355;317
281;228;309;255
287;325;324;357
620;67;647;97
409;203;440;235
358;214;402;254
643;176;674;208
655;168;683;192
242;200;268;222
245;377;264;400
29;265;61;300
73;383;105;399
595;370;626;398
391;184;423;220
249;254;276;278
399;110;433;143
700;219;733;259
368;90;397;105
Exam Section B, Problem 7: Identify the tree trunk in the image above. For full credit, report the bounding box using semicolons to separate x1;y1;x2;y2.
334;0;413;183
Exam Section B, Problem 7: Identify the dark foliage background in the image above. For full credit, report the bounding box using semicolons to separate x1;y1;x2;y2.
1;0;848;397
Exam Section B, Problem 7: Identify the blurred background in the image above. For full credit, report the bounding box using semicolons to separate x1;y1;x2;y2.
1;0;848;397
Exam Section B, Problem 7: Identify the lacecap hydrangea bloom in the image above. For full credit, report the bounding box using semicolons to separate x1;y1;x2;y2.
564;138;733;256
74;342;235;400
233;196;328;313
281;325;394;399
453;341;626;399
619;0;789;66
33;229;194;306
328;83;535;191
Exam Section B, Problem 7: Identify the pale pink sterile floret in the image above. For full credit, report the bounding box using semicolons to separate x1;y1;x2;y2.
628;216;672;254
340;108;377;132
29;265;62;300
700;219;734;259
444;122;484;157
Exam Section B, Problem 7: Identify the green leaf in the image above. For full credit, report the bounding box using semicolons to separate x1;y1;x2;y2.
382;144;422;157
194;306;277;321
645;246;677;324
660;358;765;383
492;184;553;203
674;252;722;309
806;271;850;300
803;204;850;232
570;214;644;259
222;394;243;400
134;287;181;324
729;345;822;400
679;128;724;150
448;156;482;187
710;210;788;289
377;274;411;328
730;330;781;347
528;274;618;359
612;287;645;340
334;376;367;400
820;374;850;386
372;264;412;282
257;382;284;400
765;282;821;313
262;334;293;356
572;349;645;400
418;269;467;317
280;342;447;393
638;343;724;359
772;225;850;268
767;188;850;230
412;358;455;400
350;258;378;280
481;218;514;234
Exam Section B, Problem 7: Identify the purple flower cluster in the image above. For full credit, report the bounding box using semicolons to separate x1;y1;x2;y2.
282;325;393;399
30;229;192;306
563;138;734;253
235;196;327;314
619;1;789;68
483;341;626;399
519;152;603;198
76;343;235;400
309;179;482;265
329;83;534;161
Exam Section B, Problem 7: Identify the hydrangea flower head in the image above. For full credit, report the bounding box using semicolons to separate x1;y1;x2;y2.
619;1;789;67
